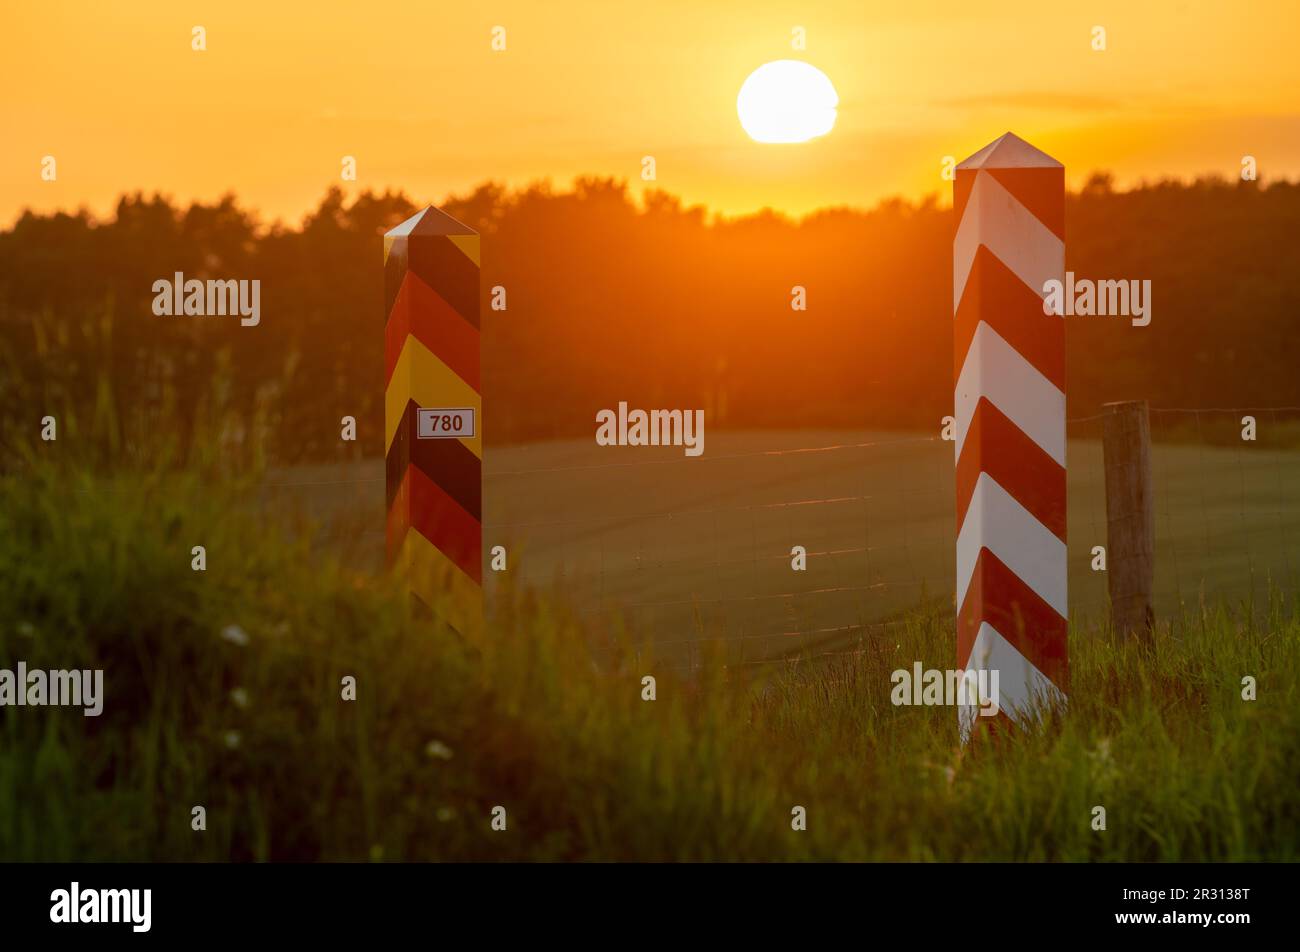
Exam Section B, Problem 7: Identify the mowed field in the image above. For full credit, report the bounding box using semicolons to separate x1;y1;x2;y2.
267;426;1300;667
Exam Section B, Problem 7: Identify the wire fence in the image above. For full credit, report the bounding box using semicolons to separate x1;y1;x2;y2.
264;405;1300;672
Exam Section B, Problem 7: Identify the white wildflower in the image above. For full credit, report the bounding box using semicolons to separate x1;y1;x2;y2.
424;740;453;761
220;624;250;647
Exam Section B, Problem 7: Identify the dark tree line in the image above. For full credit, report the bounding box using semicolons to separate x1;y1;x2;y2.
2;173;1297;464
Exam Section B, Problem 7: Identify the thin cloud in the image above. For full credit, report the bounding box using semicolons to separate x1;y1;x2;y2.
939;92;1122;112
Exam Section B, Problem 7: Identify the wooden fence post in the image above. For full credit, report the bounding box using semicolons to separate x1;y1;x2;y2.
1102;400;1155;641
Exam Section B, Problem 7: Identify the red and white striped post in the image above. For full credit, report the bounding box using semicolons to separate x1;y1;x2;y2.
953;132;1067;742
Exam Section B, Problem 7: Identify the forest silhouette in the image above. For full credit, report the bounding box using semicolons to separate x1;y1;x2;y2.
2;174;1297;463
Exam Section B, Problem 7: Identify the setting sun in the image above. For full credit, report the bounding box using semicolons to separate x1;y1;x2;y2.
736;60;838;144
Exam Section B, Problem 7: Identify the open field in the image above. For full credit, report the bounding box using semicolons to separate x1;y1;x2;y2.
269;421;1300;668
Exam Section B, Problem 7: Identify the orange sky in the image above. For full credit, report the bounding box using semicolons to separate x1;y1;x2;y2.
4;0;1300;225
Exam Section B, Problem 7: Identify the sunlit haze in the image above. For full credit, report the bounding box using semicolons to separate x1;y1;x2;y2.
4;0;1300;223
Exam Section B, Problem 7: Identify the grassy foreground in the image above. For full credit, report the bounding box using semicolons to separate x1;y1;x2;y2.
0;460;1297;862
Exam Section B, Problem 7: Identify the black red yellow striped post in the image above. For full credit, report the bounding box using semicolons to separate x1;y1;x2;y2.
384;206;482;634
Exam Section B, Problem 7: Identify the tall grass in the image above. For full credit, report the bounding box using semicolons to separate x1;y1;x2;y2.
0;453;1296;861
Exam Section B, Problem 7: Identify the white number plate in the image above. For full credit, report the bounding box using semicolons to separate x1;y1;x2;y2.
417;407;476;439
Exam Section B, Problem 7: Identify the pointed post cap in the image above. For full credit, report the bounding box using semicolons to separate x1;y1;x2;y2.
385;205;478;239
957;132;1062;171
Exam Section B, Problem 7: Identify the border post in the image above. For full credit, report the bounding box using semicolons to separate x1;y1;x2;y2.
384;206;483;634
953;133;1068;740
